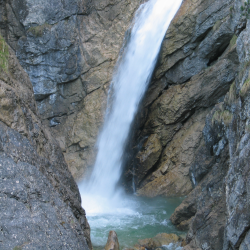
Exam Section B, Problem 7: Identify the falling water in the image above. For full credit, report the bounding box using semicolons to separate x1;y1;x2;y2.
79;0;183;240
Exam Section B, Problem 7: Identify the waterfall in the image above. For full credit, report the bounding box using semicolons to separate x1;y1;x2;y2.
79;0;182;215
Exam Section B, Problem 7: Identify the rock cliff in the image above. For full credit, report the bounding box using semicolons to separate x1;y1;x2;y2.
123;0;250;249
0;0;141;180
0;36;91;249
124;0;239;196
0;0;144;248
1;0;250;249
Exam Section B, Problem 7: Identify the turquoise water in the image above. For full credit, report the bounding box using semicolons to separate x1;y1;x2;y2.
86;195;185;249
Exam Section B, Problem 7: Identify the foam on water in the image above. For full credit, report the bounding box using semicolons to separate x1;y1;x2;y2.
79;0;182;212
87;196;184;249
163;243;183;250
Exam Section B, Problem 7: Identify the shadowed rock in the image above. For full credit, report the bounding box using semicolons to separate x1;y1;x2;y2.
0;36;91;250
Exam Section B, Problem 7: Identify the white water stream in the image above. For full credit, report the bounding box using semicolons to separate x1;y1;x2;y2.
79;0;182;248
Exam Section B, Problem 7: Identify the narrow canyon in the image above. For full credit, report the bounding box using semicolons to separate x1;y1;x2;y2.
0;0;250;249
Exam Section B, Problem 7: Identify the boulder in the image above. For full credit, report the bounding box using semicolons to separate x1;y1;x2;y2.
135;233;180;250
105;231;120;250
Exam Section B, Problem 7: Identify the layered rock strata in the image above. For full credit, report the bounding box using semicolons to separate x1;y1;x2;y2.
0;0;141;179
1;0;250;249
124;0;250;249
124;0;238;195
173;19;250;250
0;37;91;250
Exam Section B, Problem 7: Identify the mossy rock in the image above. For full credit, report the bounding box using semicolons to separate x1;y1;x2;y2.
240;77;250;97
212;108;233;126
213;20;222;31
27;23;52;37
0;35;9;72
224;81;237;105
229;34;237;47
222;110;234;125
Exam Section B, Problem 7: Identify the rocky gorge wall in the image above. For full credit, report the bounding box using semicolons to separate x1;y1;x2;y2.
0;0;144;249
0;0;142;180
0;37;91;249
1;0;250;249
123;0;250;249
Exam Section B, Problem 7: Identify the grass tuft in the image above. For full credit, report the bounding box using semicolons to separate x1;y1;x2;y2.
0;35;9;72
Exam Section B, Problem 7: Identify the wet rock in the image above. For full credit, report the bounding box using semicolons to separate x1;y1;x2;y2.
124;0;239;195
171;145;229;250
105;231;120;250
135;134;162;184
125;0;250;249
136;110;210;197
169;16;250;250
0;0;142;179
135;233;180;250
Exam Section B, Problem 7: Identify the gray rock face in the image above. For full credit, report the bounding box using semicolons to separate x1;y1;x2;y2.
170;8;250;250
124;0;250;249
123;0;239;196
222;20;250;250
0;0;142;179
0;144;88;250
0;40;91;249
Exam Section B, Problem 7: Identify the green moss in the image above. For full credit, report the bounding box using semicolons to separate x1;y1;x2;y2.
240;1;250;18
0;35;9;72
229;35;237;47
222;110;233;125
239;60;250;80
225;81;237;105
27;23;52;37
240;77;250;97
213;20;222;31
212;110;221;124
212;108;233;126
13;247;22;250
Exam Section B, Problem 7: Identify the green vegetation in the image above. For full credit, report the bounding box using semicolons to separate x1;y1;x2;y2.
229;34;237;47
27;23;52;37
240;0;250;18
225;81;237;105
230;6;234;18
0;35;9;72
212;108;233;126
213;20;222;31
13;247;22;250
